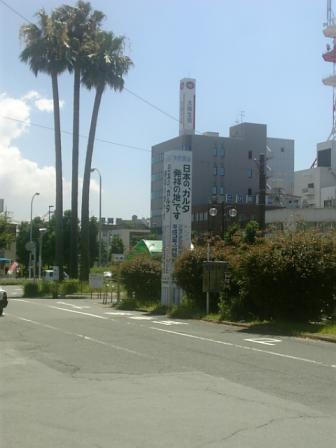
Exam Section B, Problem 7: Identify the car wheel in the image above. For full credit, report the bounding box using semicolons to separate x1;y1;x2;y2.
0;307;3;316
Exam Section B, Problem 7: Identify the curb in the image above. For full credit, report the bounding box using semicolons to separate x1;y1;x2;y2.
202;318;336;343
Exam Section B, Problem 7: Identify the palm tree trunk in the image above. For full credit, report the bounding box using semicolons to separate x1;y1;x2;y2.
80;85;104;280
51;70;64;279
70;66;80;278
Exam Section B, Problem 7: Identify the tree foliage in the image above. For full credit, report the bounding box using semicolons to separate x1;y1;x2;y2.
174;231;336;322
120;255;161;304
0;215;15;252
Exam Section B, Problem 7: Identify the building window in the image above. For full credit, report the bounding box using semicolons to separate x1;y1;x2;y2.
220;166;225;176
248;188;252;195
220;145;225;157
281;147;285;153
213;145;218;156
212;185;217;195
247;168;253;178
248;150;253;159
219;186;224;195
308;183;314;188
213;165;217;176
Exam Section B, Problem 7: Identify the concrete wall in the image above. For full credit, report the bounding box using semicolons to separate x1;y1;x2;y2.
266;207;336;225
267;137;294;194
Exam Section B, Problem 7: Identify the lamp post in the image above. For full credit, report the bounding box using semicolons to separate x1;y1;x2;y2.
206;207;218;314
48;205;54;222
205;205;237;315
90;168;102;266
38;228;47;279
29;192;40;279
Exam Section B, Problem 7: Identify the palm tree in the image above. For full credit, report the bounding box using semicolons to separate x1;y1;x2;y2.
80;31;133;280
54;1;105;278
20;10;68;278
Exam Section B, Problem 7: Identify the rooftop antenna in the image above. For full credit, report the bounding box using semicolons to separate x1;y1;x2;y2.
322;0;336;140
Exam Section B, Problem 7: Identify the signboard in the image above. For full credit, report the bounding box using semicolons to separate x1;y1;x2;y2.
179;78;196;136
202;261;229;293
25;241;36;252
52;266;59;281
89;273;104;289
161;151;192;305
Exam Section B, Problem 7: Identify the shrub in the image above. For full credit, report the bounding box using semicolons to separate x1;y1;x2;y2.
168;300;203;319
243;220;259;244
238;232;336;321
23;281;40;297
174;247;207;308
61;279;79;296
39;281;51;296
116;297;138;310
48;281;60;299
120;255;161;304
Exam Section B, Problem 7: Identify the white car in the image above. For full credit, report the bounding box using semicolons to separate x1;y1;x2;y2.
0;288;8;316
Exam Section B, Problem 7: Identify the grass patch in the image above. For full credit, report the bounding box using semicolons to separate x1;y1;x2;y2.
240;320;336;338
0;278;25;285
168;302;204;319
115;297;138;310
146;304;169;315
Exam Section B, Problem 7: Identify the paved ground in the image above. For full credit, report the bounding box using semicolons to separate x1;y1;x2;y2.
1;297;335;448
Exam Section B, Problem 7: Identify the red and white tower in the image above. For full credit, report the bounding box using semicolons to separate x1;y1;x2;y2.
322;0;336;139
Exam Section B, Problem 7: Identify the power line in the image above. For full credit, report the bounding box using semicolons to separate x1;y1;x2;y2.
1;115;150;153
0;0;34;25
1;0;195;139
124;87;179;123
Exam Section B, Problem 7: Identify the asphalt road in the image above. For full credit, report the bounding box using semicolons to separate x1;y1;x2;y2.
1;297;335;448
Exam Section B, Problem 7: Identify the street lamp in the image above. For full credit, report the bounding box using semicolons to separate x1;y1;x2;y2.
205;205;237;315
38;228;47;279
29;192;40;279
48;205;54;222
90;167;102;266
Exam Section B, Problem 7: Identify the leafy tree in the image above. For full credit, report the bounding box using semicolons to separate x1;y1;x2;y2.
20;10;69;278
120;255;161;304
110;235;124;256
243;220;259;244
54;1;105;278
0;215;15;253
80;31;133;280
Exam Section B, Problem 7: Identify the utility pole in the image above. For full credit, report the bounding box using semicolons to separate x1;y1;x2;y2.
258;153;266;231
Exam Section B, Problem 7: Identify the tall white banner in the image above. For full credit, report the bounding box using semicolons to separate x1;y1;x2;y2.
179;78;196;136
161;151;192;305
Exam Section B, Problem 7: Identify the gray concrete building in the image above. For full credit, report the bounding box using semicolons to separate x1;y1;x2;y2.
151;122;294;231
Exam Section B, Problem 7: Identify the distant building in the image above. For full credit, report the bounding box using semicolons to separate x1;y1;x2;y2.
151;122;294;232
100;217;150;255
294;140;336;208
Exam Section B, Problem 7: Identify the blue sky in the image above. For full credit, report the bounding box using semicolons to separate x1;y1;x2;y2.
0;0;329;221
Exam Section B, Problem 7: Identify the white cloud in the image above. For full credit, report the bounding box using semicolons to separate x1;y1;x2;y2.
34;98;64;113
0;93;30;146
0;92;94;221
21;90;65;113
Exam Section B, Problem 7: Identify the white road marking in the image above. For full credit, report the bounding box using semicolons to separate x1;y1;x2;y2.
153;320;188;326
56;301;91;310
48;306;108;319
7;314;151;358
244;337;282;346
150;327;336;369
129;316;153;320
104;311;134;316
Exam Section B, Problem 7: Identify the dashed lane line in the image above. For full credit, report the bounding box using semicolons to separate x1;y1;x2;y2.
151;327;336;369
6;314;151;359
48;306;109;320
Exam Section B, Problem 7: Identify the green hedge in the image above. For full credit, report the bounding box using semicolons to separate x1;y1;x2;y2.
23;279;80;298
174;231;336;322
120;255;161;304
